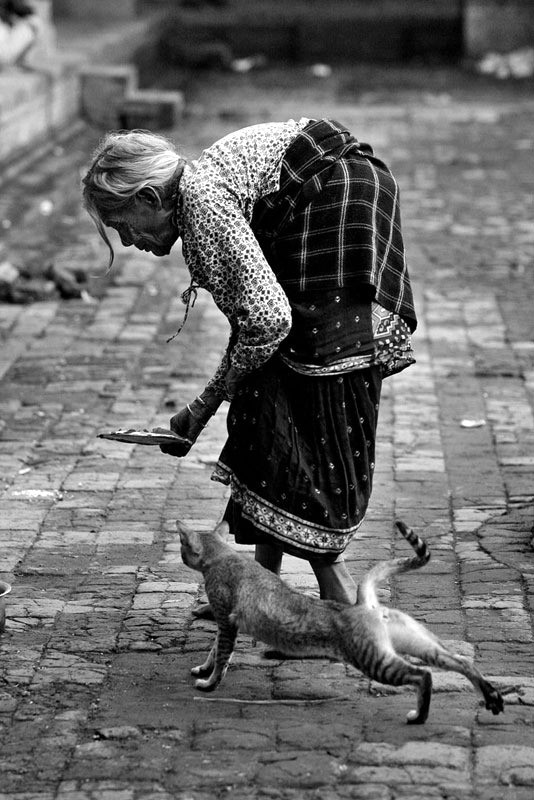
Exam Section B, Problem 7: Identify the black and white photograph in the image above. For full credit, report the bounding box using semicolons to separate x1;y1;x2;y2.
1;1;533;798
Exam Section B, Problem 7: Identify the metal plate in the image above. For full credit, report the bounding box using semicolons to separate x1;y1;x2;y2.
97;428;192;446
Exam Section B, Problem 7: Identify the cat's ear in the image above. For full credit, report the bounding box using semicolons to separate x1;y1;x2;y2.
176;520;200;550
176;519;193;538
214;520;230;541
176;520;202;569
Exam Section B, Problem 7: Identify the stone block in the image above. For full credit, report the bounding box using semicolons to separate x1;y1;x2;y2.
464;0;534;57
80;65;138;129
118;89;185;130
298;18;405;62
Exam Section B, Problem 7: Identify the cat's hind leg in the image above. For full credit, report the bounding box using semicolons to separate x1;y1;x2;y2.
343;611;433;723
193;623;237;692
387;609;504;716
405;668;432;724
368;652;433;725
427;646;503;715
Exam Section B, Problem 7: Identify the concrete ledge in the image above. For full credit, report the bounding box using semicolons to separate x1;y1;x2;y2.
0;64;79;166
0;10;168;173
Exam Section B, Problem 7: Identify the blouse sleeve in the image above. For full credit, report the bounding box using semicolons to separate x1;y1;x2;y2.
205;344;231;399
184;188;292;394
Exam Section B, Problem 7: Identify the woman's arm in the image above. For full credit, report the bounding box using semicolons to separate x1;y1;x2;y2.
162;195;291;457
185;191;292;396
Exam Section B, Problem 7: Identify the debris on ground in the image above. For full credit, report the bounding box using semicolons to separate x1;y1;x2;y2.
477;47;534;79
38;199;55;216
309;63;333;78
0;259;93;303
45;262;90;300
0;260;56;303
231;54;267;73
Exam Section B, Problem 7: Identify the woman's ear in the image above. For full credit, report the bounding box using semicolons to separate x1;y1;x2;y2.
136;186;162;209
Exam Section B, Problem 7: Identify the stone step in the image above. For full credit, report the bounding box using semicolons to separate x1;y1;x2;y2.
79;65;138;130
79;65;184;129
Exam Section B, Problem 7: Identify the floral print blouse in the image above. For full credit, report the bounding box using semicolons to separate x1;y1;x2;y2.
175;119;414;398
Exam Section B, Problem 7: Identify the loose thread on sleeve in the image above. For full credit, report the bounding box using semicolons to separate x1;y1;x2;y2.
166;283;199;343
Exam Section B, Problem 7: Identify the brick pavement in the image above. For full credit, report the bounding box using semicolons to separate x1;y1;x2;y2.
0;66;534;799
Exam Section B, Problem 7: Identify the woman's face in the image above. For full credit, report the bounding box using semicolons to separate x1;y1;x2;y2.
104;192;179;257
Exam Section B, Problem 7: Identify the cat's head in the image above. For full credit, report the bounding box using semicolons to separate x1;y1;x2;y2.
176;520;229;571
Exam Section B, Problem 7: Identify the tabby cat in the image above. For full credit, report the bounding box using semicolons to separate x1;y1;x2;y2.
177;519;504;724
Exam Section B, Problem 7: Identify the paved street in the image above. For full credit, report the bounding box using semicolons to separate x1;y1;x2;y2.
1;65;534;799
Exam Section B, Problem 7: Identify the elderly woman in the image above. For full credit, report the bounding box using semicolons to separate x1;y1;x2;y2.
82;118;417;608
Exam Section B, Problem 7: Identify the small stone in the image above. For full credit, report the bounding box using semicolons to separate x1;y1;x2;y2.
95;726;141;740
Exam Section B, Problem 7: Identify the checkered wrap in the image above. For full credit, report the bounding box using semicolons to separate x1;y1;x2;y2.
252;118;417;331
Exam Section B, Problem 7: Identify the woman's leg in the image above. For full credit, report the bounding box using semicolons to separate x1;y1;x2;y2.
255;542;283;575
309;556;357;604
256;543;357;604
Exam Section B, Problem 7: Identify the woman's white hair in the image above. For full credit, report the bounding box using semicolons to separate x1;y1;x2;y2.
82;129;184;266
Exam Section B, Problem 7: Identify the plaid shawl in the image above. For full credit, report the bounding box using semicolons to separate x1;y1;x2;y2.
251;118;417;332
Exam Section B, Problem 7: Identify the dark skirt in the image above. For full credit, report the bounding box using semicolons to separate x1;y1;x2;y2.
213;358;382;560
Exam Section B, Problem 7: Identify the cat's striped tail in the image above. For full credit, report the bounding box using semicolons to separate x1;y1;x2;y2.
394;520;431;571
356;521;431;607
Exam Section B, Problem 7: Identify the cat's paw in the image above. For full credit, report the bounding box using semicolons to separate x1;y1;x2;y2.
406;709;427;725
485;689;504;715
194;676;219;692
191;664;212;677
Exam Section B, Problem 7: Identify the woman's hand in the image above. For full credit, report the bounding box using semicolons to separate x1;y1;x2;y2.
159;404;206;458
158;406;199;458
159;390;222;458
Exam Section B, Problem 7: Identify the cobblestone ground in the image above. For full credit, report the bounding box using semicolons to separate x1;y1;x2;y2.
1;65;534;799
